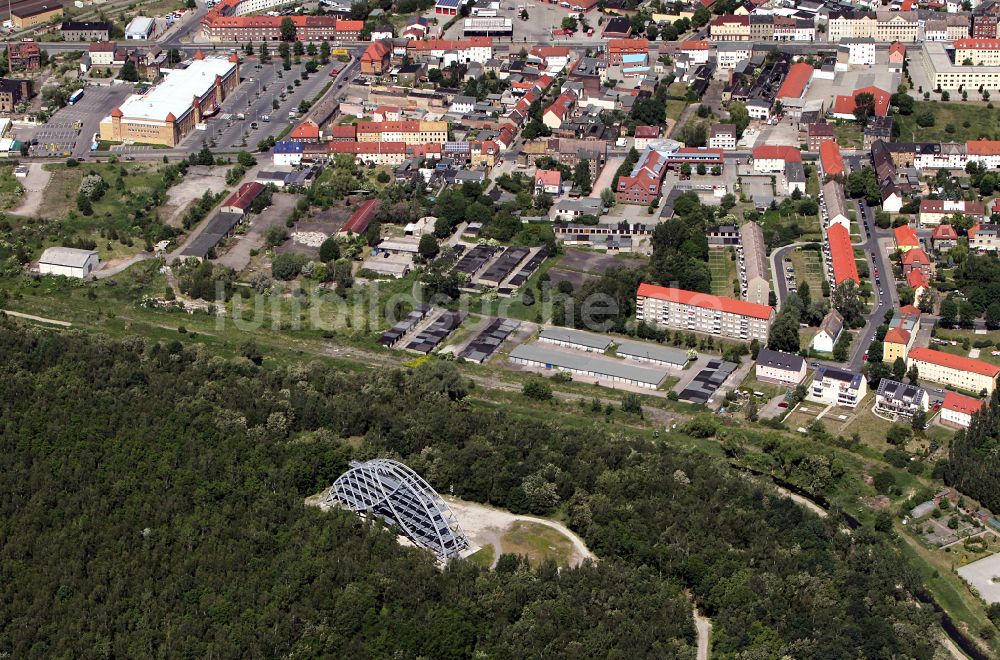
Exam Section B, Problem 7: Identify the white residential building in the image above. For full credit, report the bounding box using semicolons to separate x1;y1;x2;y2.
941;391;986;429
755;348;807;385
843;39;875;65
807;365;868;408
811;309;844;354
875;379;929;418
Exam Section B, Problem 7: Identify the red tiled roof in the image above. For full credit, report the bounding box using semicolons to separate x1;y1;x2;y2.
342;199;381;235
920;199;986;216
899;304;922;317
776;62;813;100
954;38;1000;49
943;391;986;416
335;19;364;31
889;41;906;55
329;125;357;139
907;269;930;289
931;224;958;240
752;145;801;162
827;224;859;286
223;181;264;211
819;140;845;177
884;327;911;345
328;141;407;155
967;139;1000;156
901;248;930;265
894;224;919;247
290;119;320;140
544;93;575;121
535;169;561;187
682;40;710;50
636;283;774;320
711;14;748;26
407;37;491;51
634;125;660;138
529;45;569;58
833;86;890;117
809;123;835;137
357;120;420;134
362;40;391;62
909;347;1000;378
608;38;648;53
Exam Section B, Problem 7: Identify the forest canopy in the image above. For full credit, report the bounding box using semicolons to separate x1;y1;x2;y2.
0;320;939;658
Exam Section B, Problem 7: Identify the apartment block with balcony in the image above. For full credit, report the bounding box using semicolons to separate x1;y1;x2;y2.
807;365;868;408
635;283;773;342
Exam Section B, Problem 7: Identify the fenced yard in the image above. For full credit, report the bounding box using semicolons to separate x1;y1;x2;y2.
708;248;737;298
790;248;825;294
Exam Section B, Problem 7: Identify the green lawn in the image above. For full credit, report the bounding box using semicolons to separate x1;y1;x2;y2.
500;520;577;568
762;209;822;243
806;167;820;197
465;545;495;568
789;248;824;295
738;371;788;398
832;122;864;149
708;248;737;298
894;101;1000;143
665;99;687;122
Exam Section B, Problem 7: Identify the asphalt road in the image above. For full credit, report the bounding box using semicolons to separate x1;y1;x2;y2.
844;199;899;371
770;198;899;373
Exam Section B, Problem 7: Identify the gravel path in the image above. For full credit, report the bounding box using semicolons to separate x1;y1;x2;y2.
9;164;51;217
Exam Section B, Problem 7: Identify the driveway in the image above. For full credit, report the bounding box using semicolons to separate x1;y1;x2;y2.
592;156;623;197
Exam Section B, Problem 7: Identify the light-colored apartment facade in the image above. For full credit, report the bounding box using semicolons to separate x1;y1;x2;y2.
635;283;773;342
907;348;1000;395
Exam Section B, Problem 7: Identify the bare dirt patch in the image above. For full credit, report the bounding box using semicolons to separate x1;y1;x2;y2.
444;496;594;569
162;165;229;227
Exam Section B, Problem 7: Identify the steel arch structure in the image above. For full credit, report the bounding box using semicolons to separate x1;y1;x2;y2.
326;459;470;561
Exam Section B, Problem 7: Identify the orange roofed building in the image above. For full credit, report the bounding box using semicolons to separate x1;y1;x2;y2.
776;62;814;101
361;40;391;75
832;86;890;120
635;283;773;342
819;140;846;178
827;223;859;286
907;347;1000;394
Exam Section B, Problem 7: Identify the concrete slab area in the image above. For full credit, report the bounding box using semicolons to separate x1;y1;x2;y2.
957;551;1000;604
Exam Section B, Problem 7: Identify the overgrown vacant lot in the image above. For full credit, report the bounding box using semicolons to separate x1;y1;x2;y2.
894;101;1000;143
37;162;165;220
0;164;22;210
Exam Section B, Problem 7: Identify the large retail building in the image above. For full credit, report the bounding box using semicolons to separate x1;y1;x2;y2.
99;52;239;147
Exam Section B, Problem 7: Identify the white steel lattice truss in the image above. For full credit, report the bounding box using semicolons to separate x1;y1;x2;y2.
326;458;470;561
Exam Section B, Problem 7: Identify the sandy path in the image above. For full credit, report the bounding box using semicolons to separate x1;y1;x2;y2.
693;606;712;660
2;310;72;327
772;484;828;518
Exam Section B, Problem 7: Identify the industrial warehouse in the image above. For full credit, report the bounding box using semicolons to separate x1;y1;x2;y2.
509;343;669;389
99;53;240;147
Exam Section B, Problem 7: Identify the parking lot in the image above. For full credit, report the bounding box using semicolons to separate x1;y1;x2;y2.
196;57;351;152
23;85;135;158
437;2;607;44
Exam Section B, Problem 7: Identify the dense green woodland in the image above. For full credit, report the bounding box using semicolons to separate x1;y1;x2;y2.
0;320;940;658
946;388;1000;512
